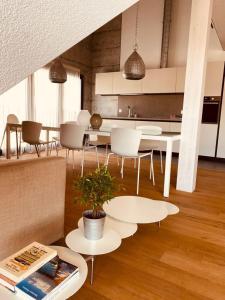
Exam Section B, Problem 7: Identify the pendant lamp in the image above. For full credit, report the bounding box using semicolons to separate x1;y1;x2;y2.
49;58;67;83
123;3;145;80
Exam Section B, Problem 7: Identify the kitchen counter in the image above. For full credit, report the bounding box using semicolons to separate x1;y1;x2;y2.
102;116;182;122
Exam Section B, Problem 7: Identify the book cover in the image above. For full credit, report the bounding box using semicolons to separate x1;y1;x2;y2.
16;257;79;300
0;242;57;283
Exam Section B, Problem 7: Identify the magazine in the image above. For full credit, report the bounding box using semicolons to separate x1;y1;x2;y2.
16;256;79;299
0;242;57;287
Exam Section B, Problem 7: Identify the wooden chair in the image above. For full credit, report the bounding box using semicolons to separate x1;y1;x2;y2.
22;121;54;157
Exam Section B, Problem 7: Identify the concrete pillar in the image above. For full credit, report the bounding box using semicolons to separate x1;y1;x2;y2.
176;0;213;192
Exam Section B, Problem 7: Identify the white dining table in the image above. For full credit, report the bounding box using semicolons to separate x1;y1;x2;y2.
86;129;181;198
5;123;181;197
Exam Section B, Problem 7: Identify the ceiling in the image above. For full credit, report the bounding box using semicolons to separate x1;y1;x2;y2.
212;0;225;50
0;0;138;95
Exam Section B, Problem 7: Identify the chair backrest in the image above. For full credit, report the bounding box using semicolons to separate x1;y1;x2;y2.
60;123;85;149
22;121;42;144
7;114;19;124
64;121;77;125
111;128;141;156
136;125;162;135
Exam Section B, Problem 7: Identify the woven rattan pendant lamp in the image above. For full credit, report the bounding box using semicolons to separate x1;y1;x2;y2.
123;3;145;80
49;58;67;83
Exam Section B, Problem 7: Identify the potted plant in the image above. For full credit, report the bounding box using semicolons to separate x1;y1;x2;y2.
74;166;117;240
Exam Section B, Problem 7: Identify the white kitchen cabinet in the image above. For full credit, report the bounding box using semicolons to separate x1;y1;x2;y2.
142;68;176;94
95;73;113;95
199;124;218;157
176;67;186;93
204;62;224;96
176;62;224;95
217;88;225;158
112;72;142;94
170;122;182;133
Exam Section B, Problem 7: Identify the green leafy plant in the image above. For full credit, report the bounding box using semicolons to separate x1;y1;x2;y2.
74;166;117;218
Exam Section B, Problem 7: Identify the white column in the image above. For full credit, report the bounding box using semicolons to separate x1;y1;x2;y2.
176;0;213;192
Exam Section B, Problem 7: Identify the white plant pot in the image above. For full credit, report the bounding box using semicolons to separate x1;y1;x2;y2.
77;110;91;129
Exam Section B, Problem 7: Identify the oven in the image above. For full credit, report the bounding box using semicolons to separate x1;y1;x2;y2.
202;96;221;124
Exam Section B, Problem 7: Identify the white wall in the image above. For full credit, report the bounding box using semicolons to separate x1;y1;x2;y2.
120;0;224;69
0;0;138;95
120;0;164;69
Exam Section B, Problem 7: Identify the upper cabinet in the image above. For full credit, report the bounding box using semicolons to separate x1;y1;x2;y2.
176;67;186;93
95;62;224;96
142;68;176;93
95;73;113;95
175;62;224;96
112;72;142;94
204;62;224;96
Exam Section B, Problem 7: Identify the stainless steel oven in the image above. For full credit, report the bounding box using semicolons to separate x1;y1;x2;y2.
202;96;221;124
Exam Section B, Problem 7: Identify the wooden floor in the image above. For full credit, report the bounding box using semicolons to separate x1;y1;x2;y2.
51;150;225;300
4;150;225;299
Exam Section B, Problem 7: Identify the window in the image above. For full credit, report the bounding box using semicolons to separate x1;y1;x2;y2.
33;68;59;127
0;79;28;150
62;70;81;123
0;65;81;153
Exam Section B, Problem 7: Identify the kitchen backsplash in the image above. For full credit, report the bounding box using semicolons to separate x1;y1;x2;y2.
92;94;184;118
118;94;184;118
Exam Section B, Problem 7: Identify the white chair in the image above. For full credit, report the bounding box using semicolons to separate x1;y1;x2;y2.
105;128;155;195
54;121;78;155
136;125;164;173
60;123;99;176
87;124;118;158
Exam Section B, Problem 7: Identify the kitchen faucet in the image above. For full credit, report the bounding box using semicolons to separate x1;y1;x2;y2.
128;105;132;117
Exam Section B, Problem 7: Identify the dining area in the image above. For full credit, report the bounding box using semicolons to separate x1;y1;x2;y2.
3;110;181;198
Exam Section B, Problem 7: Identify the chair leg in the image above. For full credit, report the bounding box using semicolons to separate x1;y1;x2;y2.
95;147;99;168
137;157;141;195
134;158;136;168
81;149;85;177
151;152;155;186
121;157;124;179
72;150;75;169
66;149;69;162
15;130;19;159
105;144;108;156
105;153;110;166
19;131;22;155
35;144;40;157
160;150;163;173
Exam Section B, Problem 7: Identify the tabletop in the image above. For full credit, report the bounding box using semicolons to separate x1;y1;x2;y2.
66;228;121;256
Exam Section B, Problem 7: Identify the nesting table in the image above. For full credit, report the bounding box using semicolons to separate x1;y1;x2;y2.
66;228;121;284
66;196;179;285
103;196;179;224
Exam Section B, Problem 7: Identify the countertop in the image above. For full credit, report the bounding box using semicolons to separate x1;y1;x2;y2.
102;116;182;122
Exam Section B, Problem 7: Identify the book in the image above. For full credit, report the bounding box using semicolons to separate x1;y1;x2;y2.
0;242;57;291
16;256;79;299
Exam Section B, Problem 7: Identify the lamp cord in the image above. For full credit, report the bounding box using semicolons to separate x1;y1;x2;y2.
134;3;139;51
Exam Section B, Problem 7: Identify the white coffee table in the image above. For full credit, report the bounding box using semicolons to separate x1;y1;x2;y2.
78;215;138;239
66;228;121;284
0;246;88;300
103;196;179;224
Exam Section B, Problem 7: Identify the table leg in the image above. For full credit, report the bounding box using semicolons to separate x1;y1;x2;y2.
163;140;173;198
6;124;11;159
85;255;95;285
46;130;49;156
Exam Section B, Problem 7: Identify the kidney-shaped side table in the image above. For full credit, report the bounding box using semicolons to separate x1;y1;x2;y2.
66;227;121;285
